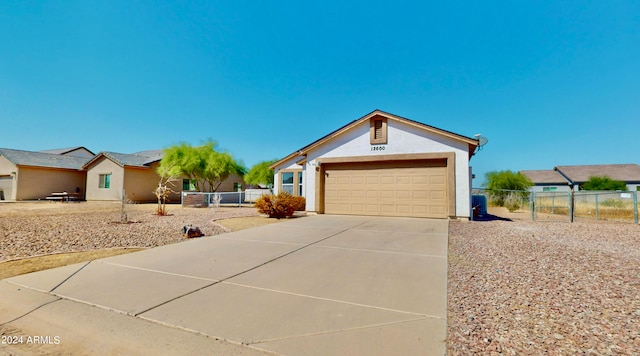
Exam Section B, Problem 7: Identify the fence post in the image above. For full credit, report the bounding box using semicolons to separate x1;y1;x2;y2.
570;190;574;223
530;191;535;221
595;193;599;221
634;191;638;224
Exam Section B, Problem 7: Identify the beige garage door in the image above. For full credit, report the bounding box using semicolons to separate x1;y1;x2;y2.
323;160;448;218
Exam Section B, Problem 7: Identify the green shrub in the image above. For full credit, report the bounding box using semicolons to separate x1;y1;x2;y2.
255;192;306;219
504;192;522;212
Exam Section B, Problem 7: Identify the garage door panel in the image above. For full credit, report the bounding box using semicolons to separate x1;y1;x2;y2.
411;176;428;184
324;161;448;218
366;177;379;184
397;176;411;184
380;191;394;199
430;175;445;184
380;176;395;184
366;191;380;199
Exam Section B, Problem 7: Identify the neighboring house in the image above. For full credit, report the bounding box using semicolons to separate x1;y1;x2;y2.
271;110;481;219
520;170;571;192
521;164;640;192
0;148;91;201
84;150;246;203
39;147;95;159
555;164;640;192
83;151;167;202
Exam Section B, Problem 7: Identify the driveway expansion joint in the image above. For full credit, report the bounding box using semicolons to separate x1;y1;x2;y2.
135;220;371;317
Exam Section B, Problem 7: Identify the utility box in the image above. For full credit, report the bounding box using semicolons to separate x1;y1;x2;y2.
471;195;487;217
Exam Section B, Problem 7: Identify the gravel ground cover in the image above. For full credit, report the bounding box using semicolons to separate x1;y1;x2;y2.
448;208;640;355
4;202;640;354
0;201;258;262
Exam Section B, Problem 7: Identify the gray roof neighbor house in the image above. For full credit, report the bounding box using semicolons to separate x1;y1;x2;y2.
83;151;164;170
521;164;640;191
554;164;640;186
39;147;95;158
0;148;91;170
520;170;568;185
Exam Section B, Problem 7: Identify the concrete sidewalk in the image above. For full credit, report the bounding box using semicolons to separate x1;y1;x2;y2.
0;215;448;355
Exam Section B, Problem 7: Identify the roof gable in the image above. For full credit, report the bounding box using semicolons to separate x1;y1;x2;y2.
0;148;90;170
83;150;165;169
272;110;480;168
40;146;95;157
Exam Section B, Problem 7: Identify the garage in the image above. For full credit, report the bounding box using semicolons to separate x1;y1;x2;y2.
323;160;448;218
0;176;13;200
271;110;481;220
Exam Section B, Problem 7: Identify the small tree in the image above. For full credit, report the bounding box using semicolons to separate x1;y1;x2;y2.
154;165;178;216
158;141;244;192
581;176;627;191
484;170;533;207
244;159;278;187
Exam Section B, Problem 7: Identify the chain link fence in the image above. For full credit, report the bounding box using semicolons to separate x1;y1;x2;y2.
472;188;639;224
181;189;271;208
573;191;639;223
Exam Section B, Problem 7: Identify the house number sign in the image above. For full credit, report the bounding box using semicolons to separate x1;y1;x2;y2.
371;145;386;151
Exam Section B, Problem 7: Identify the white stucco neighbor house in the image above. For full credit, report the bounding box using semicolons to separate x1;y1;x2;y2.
270;110;482;219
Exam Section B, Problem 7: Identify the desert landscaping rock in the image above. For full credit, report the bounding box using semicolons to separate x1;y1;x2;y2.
0;202;258;262
448;208;640;354
2;202;639;353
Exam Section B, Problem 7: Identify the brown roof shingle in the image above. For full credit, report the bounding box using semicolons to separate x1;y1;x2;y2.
555;164;640;183
520;170;569;184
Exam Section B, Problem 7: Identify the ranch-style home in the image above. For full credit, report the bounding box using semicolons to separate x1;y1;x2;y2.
83;150;169;202
0;147;245;202
84;150;246;203
0;147;92;201
521;164;640;192
271;110;482;219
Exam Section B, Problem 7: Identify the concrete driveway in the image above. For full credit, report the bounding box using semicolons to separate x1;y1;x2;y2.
0;215;448;355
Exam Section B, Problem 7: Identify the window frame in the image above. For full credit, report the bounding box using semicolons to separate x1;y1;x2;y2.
99;173;111;189
183;179;196;191
298;171;303;196
279;169;302;196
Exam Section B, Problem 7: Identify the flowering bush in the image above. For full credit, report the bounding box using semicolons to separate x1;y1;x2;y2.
255;192;306;219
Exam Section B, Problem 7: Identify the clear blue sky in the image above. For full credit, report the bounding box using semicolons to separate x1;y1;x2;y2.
1;1;638;186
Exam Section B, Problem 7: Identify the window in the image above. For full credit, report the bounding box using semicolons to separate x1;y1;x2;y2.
298;171;303;196
280;170;303;196
281;172;294;194
99;174;111;189
543;187;557;192
183;179;196;191
370;117;387;144
233;182;242;191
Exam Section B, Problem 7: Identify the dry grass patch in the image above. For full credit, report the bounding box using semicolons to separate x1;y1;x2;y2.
216;215;283;231
0;248;144;280
0;211;283;280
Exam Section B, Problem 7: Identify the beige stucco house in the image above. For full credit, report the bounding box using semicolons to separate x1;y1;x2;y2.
271;110;482;219
84;150;246;203
0;148;92;201
1;147;245;203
